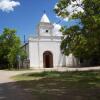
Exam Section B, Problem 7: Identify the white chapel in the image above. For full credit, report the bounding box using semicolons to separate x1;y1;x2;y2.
24;13;78;69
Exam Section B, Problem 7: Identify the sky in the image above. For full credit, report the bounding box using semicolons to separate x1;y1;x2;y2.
0;0;79;43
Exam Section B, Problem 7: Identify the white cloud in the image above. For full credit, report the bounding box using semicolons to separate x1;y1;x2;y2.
66;0;84;15
54;3;58;9
0;0;20;12
53;23;62;36
63;17;69;22
55;0;84;22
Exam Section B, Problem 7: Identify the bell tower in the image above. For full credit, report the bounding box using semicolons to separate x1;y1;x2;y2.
37;12;54;36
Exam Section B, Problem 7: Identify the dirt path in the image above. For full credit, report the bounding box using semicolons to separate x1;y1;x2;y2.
0;70;35;100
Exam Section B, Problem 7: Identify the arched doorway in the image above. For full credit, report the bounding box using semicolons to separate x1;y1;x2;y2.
43;51;53;68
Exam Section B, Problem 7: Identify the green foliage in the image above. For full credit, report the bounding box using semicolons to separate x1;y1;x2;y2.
0;28;26;69
55;0;100;65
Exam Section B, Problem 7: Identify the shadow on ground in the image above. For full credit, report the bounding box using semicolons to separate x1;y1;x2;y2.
0;71;100;100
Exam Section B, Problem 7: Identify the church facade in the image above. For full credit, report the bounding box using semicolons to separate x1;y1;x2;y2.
24;13;78;69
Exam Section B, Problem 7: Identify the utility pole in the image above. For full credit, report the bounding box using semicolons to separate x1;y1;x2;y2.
24;35;26;43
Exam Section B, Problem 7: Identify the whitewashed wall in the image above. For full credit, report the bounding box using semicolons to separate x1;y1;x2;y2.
28;37;70;68
28;37;78;68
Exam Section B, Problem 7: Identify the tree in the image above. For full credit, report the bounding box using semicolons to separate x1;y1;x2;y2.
54;0;100;65
0;28;26;69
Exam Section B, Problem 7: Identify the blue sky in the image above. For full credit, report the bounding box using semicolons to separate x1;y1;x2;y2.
0;0;78;42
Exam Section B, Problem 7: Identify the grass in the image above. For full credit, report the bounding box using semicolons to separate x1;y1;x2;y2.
13;71;100;100
13;71;61;80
